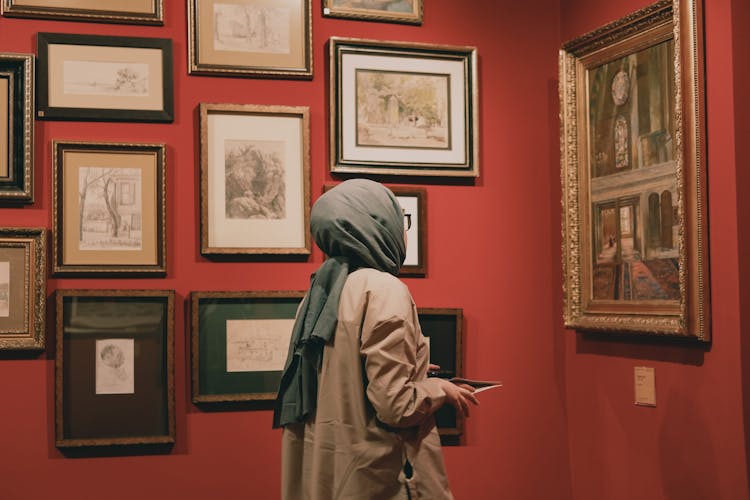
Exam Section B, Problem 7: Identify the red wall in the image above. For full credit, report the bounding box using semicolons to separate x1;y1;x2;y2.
0;1;573;499
561;0;750;499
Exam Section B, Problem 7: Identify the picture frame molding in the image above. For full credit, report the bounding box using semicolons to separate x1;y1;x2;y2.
2;0;164;25
0;52;34;203
322;0;422;25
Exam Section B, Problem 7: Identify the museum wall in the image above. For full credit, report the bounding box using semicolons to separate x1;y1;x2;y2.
560;0;750;499
0;1;574;499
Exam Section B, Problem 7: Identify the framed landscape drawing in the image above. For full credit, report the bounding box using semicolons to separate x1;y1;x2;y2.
36;33;173;122
330;37;478;177
2;0;163;24
55;289;175;448
200;103;311;256
560;0;709;339
188;0;313;79
322;0;422;25
52;141;166;276
190;291;304;404
0;52;33;203
0;227;46;350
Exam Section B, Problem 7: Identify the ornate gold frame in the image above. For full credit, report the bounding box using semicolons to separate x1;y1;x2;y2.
1;0;163;24
559;0;709;339
322;0;422;25
0;52;33;203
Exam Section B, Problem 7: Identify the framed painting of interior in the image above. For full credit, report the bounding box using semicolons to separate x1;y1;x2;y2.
55;289;175;448
322;0;422;25
0;227;46;350
559;0;709;339
1;0;163;24
36;32;173;122
418;307;463;442
190;291;305;404
199;103;311;257
52;141;167;276
188;0;313;79
330;37;479;177
0;53;33;204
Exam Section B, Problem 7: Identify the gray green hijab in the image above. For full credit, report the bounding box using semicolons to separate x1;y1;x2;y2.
273;179;405;428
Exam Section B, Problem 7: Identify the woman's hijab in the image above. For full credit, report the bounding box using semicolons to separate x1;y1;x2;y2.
273;179;406;428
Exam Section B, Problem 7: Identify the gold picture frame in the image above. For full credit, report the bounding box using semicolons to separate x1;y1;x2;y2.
2;0;163;25
559;0;709;339
0;227;46;350
200;103;311;257
52;141;167;276
322;0;422;25
188;0;313;79
0;52;33;203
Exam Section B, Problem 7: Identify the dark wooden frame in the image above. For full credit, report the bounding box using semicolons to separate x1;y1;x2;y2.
0;52;34;203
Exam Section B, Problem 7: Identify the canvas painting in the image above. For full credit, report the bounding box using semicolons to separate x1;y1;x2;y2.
331;0;416;12
224;140;286;220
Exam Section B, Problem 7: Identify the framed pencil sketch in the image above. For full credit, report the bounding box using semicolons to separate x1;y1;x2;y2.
200;103;311;256
188;0;313;79
0;53;34;203
190;291;305;404
560;0;709;339
52;141;167;276
55;289;175;448
0;227;46;350
322;0;422;25
2;0;163;24
36;32;173;122
330;37;478;177
419;308;463;442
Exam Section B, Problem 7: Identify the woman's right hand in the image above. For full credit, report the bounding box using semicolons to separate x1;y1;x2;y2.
438;379;479;417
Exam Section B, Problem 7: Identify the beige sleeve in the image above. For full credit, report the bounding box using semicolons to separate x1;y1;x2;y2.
359;283;446;428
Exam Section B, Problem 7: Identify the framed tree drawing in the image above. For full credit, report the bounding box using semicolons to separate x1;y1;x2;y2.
52;141;167;276
330;37;479;177
559;0;709;339
55;289;175;448
2;0;164;24
200;103;311;256
0;52;34;203
322;0;422;25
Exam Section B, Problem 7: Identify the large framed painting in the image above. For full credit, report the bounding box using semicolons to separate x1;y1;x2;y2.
0;52;33;203
330;37;479;177
55;289;175;448
2;0;163;24
560;0;709;339
188;0;313;79
322;0;422;25
0;227;46;350
190;291;305;404
36;33;173;122
52;141;167;276
200;103;311;256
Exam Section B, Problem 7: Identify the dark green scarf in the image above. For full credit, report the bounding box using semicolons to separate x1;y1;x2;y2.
273;179;406;428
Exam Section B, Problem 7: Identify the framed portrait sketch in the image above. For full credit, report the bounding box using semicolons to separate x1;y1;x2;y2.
36;32;173;122
200;103;311;256
330;37;478;177
2;0;163;24
419;308;463;442
0;227;46;350
55;289;175;448
0;52;33;203
322;0;422;25
188;0;313;79
190;291;305;404
52;141;167;277
560;0;709;339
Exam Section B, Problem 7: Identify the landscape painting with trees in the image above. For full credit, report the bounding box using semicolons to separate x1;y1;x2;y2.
224;140;286;220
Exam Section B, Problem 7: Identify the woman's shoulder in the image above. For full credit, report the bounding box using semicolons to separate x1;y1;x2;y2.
347;268;409;295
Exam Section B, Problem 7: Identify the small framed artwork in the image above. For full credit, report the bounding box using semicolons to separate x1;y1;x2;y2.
322;0;422;25
188;0;313;79
419;307;463;441
36;32;173;122
190;291;305;404
2;0;164;25
0;227;46;350
0;52;34;203
560;0;709;338
55;289;175;448
52;141;167;276
200;103;311;256
330;37;478;177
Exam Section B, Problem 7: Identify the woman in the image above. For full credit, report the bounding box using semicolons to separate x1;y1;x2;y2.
273;179;477;499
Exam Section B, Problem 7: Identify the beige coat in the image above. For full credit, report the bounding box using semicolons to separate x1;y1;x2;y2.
281;268;453;500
